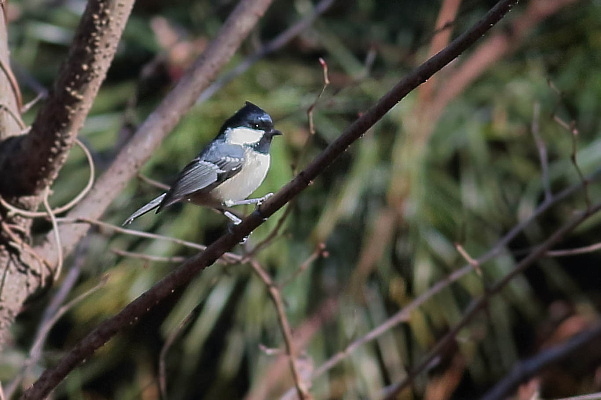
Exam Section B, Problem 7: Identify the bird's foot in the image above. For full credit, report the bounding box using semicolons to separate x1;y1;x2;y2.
254;192;273;206
224;193;273;208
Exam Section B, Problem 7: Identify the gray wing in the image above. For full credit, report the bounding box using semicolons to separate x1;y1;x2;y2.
158;143;245;210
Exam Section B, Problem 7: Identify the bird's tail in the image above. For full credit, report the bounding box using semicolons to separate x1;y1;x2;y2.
123;193;166;225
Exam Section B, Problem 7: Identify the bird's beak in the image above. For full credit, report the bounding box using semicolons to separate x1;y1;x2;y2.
270;129;282;137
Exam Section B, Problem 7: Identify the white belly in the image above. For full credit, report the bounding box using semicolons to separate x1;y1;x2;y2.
212;151;270;202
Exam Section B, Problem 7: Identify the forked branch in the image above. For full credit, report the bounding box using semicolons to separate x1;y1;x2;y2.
0;0;135;199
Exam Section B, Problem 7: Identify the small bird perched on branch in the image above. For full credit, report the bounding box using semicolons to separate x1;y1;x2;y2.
124;101;282;226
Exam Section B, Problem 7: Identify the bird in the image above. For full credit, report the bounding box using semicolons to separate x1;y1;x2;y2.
123;101;282;226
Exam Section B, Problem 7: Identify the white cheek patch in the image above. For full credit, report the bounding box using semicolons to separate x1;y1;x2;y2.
226;127;263;145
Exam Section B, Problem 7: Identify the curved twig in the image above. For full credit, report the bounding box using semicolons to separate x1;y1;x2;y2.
41;189;62;281
0;57;23;113
0;138;95;218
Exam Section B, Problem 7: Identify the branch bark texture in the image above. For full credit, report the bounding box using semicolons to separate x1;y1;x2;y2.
0;0;135;198
0;0;134;347
0;3;21;142
22;0;520;398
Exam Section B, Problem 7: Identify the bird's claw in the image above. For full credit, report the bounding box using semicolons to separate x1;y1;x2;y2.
226;221;250;244
255;192;273;207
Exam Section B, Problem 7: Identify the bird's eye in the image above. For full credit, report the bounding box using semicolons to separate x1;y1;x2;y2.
252;123;260;129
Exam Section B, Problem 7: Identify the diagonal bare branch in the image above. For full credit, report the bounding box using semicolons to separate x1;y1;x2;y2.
481;322;601;400
22;1;521;398
380;201;601;399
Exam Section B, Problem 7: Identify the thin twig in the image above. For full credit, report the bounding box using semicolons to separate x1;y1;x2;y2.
25;241;88;387
248;299;338;400
249;259;310;399
4;244;103;398
0;221;51;278
306;169;601;389
546;241;601;257
21;91;47;113
253;57;331;262
158;306;200;400
58;218;199;250
42;187;63;281
31;278;108;369
245;204;292;256
554;393;601;400
480;322;601;400
0;138;95;217
112;248;187;264
307;57;330;136
548;79;590;209
196;0;336;103
33;275;109;351
531;102;552;202
291;57;332;176
0;56;23;111
243;58;332;257
57;217;243;265
0;102;25;130
50;139;96;214
312;306;412;380
380;201;601;399
136;173;170;191
279;243;327;287
454;243;481;275
554;113;590;210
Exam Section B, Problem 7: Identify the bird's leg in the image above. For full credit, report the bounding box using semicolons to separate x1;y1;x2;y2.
222;210;242;225
222;210;250;244
224;193;273;207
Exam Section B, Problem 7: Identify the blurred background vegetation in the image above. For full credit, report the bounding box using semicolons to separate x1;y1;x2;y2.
2;0;601;399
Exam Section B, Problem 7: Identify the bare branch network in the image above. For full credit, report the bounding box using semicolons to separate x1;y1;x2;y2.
0;0;596;399
20;0;521;397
